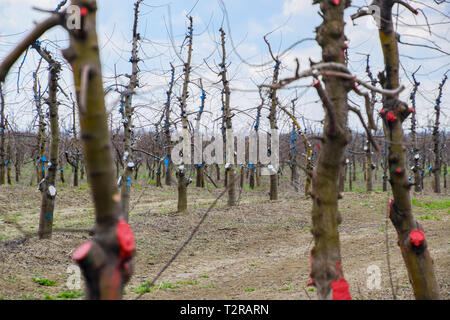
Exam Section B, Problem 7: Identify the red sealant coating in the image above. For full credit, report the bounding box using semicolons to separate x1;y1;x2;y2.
396;168;402;174
409;108;415;113
73;241;91;261
312;80;320;87
332;279;352;300
414;10;418;15
379;109;385;115
333;0;341;5
80;7;89;16
386;111;397;122
116;218;135;260
410;229;425;247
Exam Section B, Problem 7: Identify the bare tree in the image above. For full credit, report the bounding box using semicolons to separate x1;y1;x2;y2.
432;73;447;193
352;0;440;299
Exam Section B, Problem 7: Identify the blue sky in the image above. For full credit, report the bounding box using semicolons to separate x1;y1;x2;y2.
0;0;449;137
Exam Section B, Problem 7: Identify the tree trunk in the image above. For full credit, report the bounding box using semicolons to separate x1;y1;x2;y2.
0;83;5;185
62;0;135;299
309;0;352;300
371;0;440;299
38;56;61;239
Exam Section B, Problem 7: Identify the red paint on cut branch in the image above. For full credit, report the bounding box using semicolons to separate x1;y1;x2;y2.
73;241;92;261
331;279;351;300
410;229;425;247
116;218;135;260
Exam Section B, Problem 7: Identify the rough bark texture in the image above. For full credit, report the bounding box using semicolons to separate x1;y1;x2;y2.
266;45;280;200
309;0;352;300
176;17;194;213
33;44;61;239
365;138;373;191
432;74;447;194
62;0;135;299
410;71;422;192
120;0;142;221
0;83;5;185
219;28;236;206
164;64;175;186
373;0;440;299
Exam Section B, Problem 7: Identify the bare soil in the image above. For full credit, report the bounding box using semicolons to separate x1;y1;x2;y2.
0;173;448;300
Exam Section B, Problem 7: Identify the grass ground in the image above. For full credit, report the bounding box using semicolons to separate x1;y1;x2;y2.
0;165;448;300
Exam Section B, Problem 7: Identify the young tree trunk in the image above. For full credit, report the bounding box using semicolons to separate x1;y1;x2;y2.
219;28;236;206
119;0;143;221
365;138;373;191
265;43;280;200
164;64;175;186
61;0;135;299
176;17;194;213
362;0;440;299
432;74;447;194
6;123;11;185
309;0;352;300
156;161;162;187
37;52;61;239
0;83;5;185
348;157;352;191
410;71;422;192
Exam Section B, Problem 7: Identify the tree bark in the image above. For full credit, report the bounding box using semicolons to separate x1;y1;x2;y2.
309;0;352;300
372;0;440;299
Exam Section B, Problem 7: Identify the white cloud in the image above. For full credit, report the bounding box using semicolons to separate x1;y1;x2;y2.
282;0;310;16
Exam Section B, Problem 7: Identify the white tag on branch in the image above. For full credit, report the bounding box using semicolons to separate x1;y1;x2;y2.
414;154;420;160
117;176;122;186
38;178;46;190
225;163;231;169
123;152;129;161
127;162;135;168
178;165;185;172
48;185;57;197
48;161;52;168
345;158;350;164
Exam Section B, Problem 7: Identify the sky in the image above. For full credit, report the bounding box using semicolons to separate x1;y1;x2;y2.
0;0;449;139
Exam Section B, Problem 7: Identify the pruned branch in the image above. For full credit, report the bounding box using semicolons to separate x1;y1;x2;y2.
0;14;61;82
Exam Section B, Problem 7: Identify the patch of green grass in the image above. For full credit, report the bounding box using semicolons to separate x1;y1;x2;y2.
176;280;198;285
307;287;314;292
32;277;56;286
135;281;154;294
55;290;84;299
42;294;54;300
418;214;440;221
249;263;257;267
379;227;385;232
412;198;450;211
135;281;179;294
200;274;209;279
281;283;292;291
244;287;256;292
132;183;142;190
78;184;89;191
